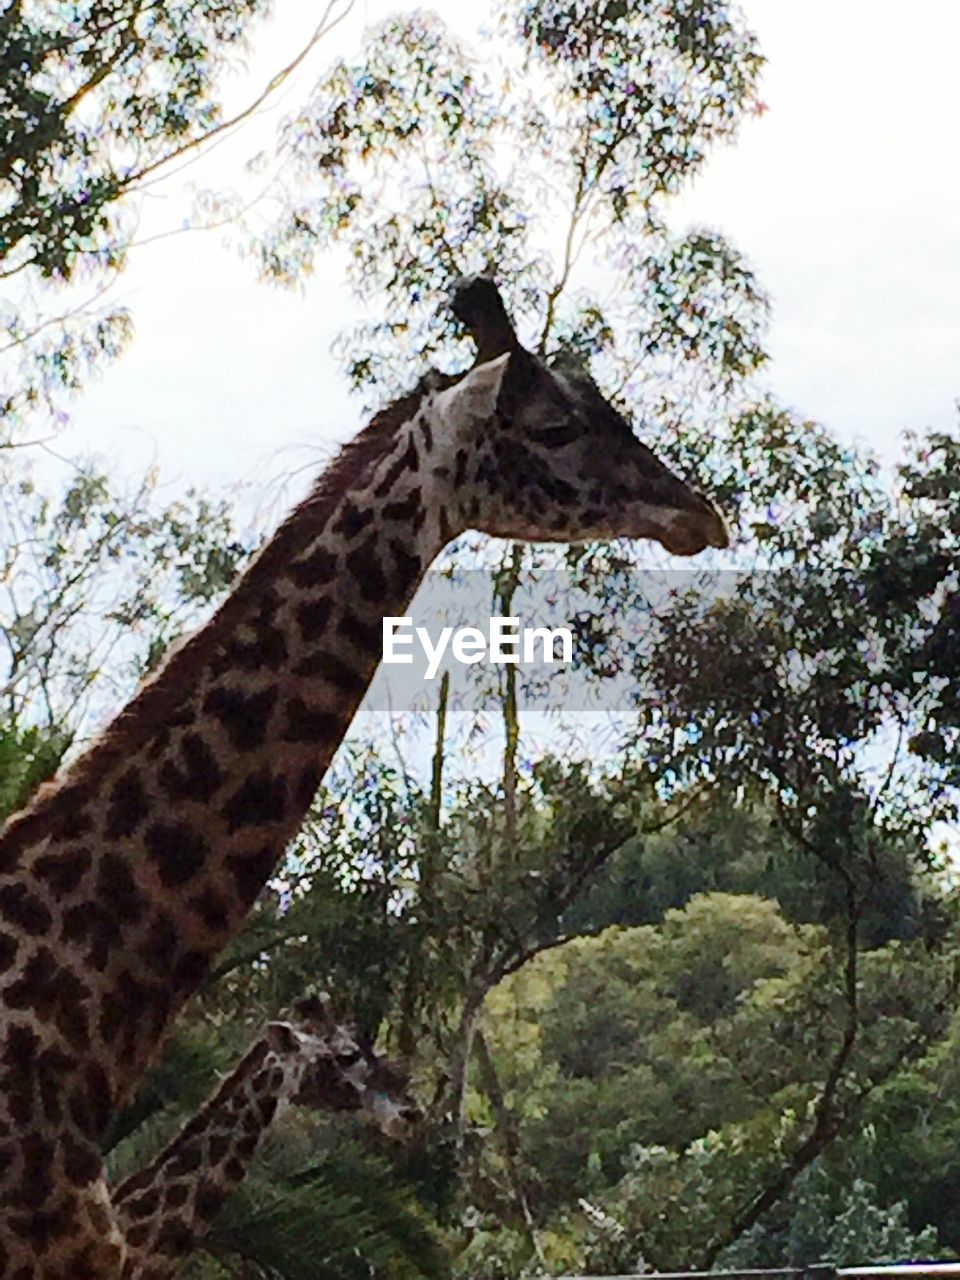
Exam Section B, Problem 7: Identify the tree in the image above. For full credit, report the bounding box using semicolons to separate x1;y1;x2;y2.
258;0;767;434
875;429;960;787
863;1010;960;1253
720;1135;941;1268
563;787;945;948
4;0;958;1272
610;415;960;1266
246;3;960;1270
0;0;355;434
476;896;953;1268
0;452;248;739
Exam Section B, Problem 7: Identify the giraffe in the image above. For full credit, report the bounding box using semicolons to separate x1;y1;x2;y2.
112;996;416;1280
0;276;728;1278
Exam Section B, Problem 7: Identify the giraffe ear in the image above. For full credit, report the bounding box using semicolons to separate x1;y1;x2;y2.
494;346;550;418
436;349;512;427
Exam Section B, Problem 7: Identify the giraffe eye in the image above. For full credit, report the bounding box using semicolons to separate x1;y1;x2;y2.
529;422;583;448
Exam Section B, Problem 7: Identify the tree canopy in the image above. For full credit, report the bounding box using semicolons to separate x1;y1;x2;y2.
0;0;354;433
1;1;958;1277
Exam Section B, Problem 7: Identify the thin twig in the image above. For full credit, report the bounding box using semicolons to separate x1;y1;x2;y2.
124;0;357;193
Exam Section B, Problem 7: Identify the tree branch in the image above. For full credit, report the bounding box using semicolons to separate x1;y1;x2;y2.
124;0;357;194
474;1028;546;1268
697;877;862;1268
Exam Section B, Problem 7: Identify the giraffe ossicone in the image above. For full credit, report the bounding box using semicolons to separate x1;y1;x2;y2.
0;277;726;1278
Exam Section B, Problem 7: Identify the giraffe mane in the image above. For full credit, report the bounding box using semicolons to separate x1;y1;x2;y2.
0;375;452;860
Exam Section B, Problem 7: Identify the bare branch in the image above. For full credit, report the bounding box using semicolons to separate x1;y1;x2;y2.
124;0;357;194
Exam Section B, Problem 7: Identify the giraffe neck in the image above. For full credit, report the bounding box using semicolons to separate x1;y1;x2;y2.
0;394;458;1114
113;1022;317;1279
113;1013;411;1279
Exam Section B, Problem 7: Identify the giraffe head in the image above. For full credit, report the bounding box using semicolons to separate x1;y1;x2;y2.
438;276;728;555
290;997;419;1139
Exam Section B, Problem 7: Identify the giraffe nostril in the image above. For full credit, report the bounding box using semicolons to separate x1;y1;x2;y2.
660;514;717;556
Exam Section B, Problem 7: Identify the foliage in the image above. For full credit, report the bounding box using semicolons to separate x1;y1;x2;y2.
260;0;767;469
0;0;271;282
0;718;70;821
719;1137;942;1268
883;431;960;785
197;1128;446;1280
0;0;353;434
0;453;249;734
863;1017;960;1251
564;788;946;948
473;894;955;1271
2;0;959;1274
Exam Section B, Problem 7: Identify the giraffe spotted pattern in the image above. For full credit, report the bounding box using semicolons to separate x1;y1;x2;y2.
113;998;415;1280
0;278;727;1278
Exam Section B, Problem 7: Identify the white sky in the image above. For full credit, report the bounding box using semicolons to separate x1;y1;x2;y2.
53;0;960;511
12;0;956;849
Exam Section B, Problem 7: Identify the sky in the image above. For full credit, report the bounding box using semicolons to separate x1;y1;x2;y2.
10;0;957;843
50;0;960;516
